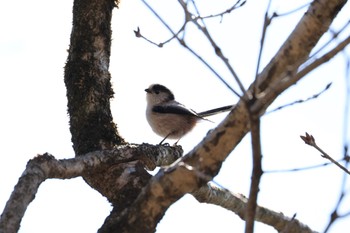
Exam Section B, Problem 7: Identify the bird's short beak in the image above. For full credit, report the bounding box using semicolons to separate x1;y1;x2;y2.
145;88;151;93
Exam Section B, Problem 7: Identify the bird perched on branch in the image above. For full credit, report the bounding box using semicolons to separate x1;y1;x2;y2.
145;84;234;144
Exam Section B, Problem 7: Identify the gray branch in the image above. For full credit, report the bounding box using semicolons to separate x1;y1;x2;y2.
0;144;182;233
192;183;317;233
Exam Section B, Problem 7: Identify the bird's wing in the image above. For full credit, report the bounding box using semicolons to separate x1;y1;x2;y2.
152;102;201;118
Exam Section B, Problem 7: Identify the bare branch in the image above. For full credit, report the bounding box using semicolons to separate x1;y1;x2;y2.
180;0;246;96
139;0;180;40
267;82;332;114
272;2;311;18
300;132;350;175
134;27;164;47
174;39;240;96
0;144;182;233
265;160;342;173
323;147;349;232
255;1;311;87
192;183;317;233
245;107;263;233
255;0;272;85
138;0;242;97
196;0;246;20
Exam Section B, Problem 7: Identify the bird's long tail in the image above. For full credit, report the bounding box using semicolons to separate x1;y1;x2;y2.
198;105;234;117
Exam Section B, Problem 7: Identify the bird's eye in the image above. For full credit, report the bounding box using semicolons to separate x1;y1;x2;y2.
155;90;160;94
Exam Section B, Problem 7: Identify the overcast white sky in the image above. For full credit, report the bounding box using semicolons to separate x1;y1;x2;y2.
1;0;350;232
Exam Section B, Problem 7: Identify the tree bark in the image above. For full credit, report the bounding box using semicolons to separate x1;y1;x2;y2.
63;0;151;209
64;0;124;156
192;183;317;233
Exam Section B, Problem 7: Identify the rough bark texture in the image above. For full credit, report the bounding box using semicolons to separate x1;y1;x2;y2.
64;0;124;155
63;0;151;208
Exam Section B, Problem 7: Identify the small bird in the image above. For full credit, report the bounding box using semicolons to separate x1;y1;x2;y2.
145;84;234;144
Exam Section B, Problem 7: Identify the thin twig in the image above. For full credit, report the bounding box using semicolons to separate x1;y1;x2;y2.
245;108;263;233
323;147;349;233
197;0;246;21
183;0;246;96
136;0;188;47
254;0;272;96
179;40;240;96
300;133;350;175
253;1;310;98
139;0;179;38
265;160;339;173
134;27;163;47
267;82;332;114
272;2;311;18
138;0;240;96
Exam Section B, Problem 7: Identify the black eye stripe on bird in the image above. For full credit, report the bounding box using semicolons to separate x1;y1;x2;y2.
145;84;235;145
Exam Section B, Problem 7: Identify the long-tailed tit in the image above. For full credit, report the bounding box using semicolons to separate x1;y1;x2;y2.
145;84;234;144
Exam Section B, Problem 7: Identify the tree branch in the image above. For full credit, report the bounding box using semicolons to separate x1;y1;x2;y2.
192;183;317;233
250;0;347;114
0;144;182;233
245;108;263;233
64;0;124;156
267;82;332;114
138;0;241;96
63;0;154;213
300;132;350;175
179;0;246;96
324;147;349;232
